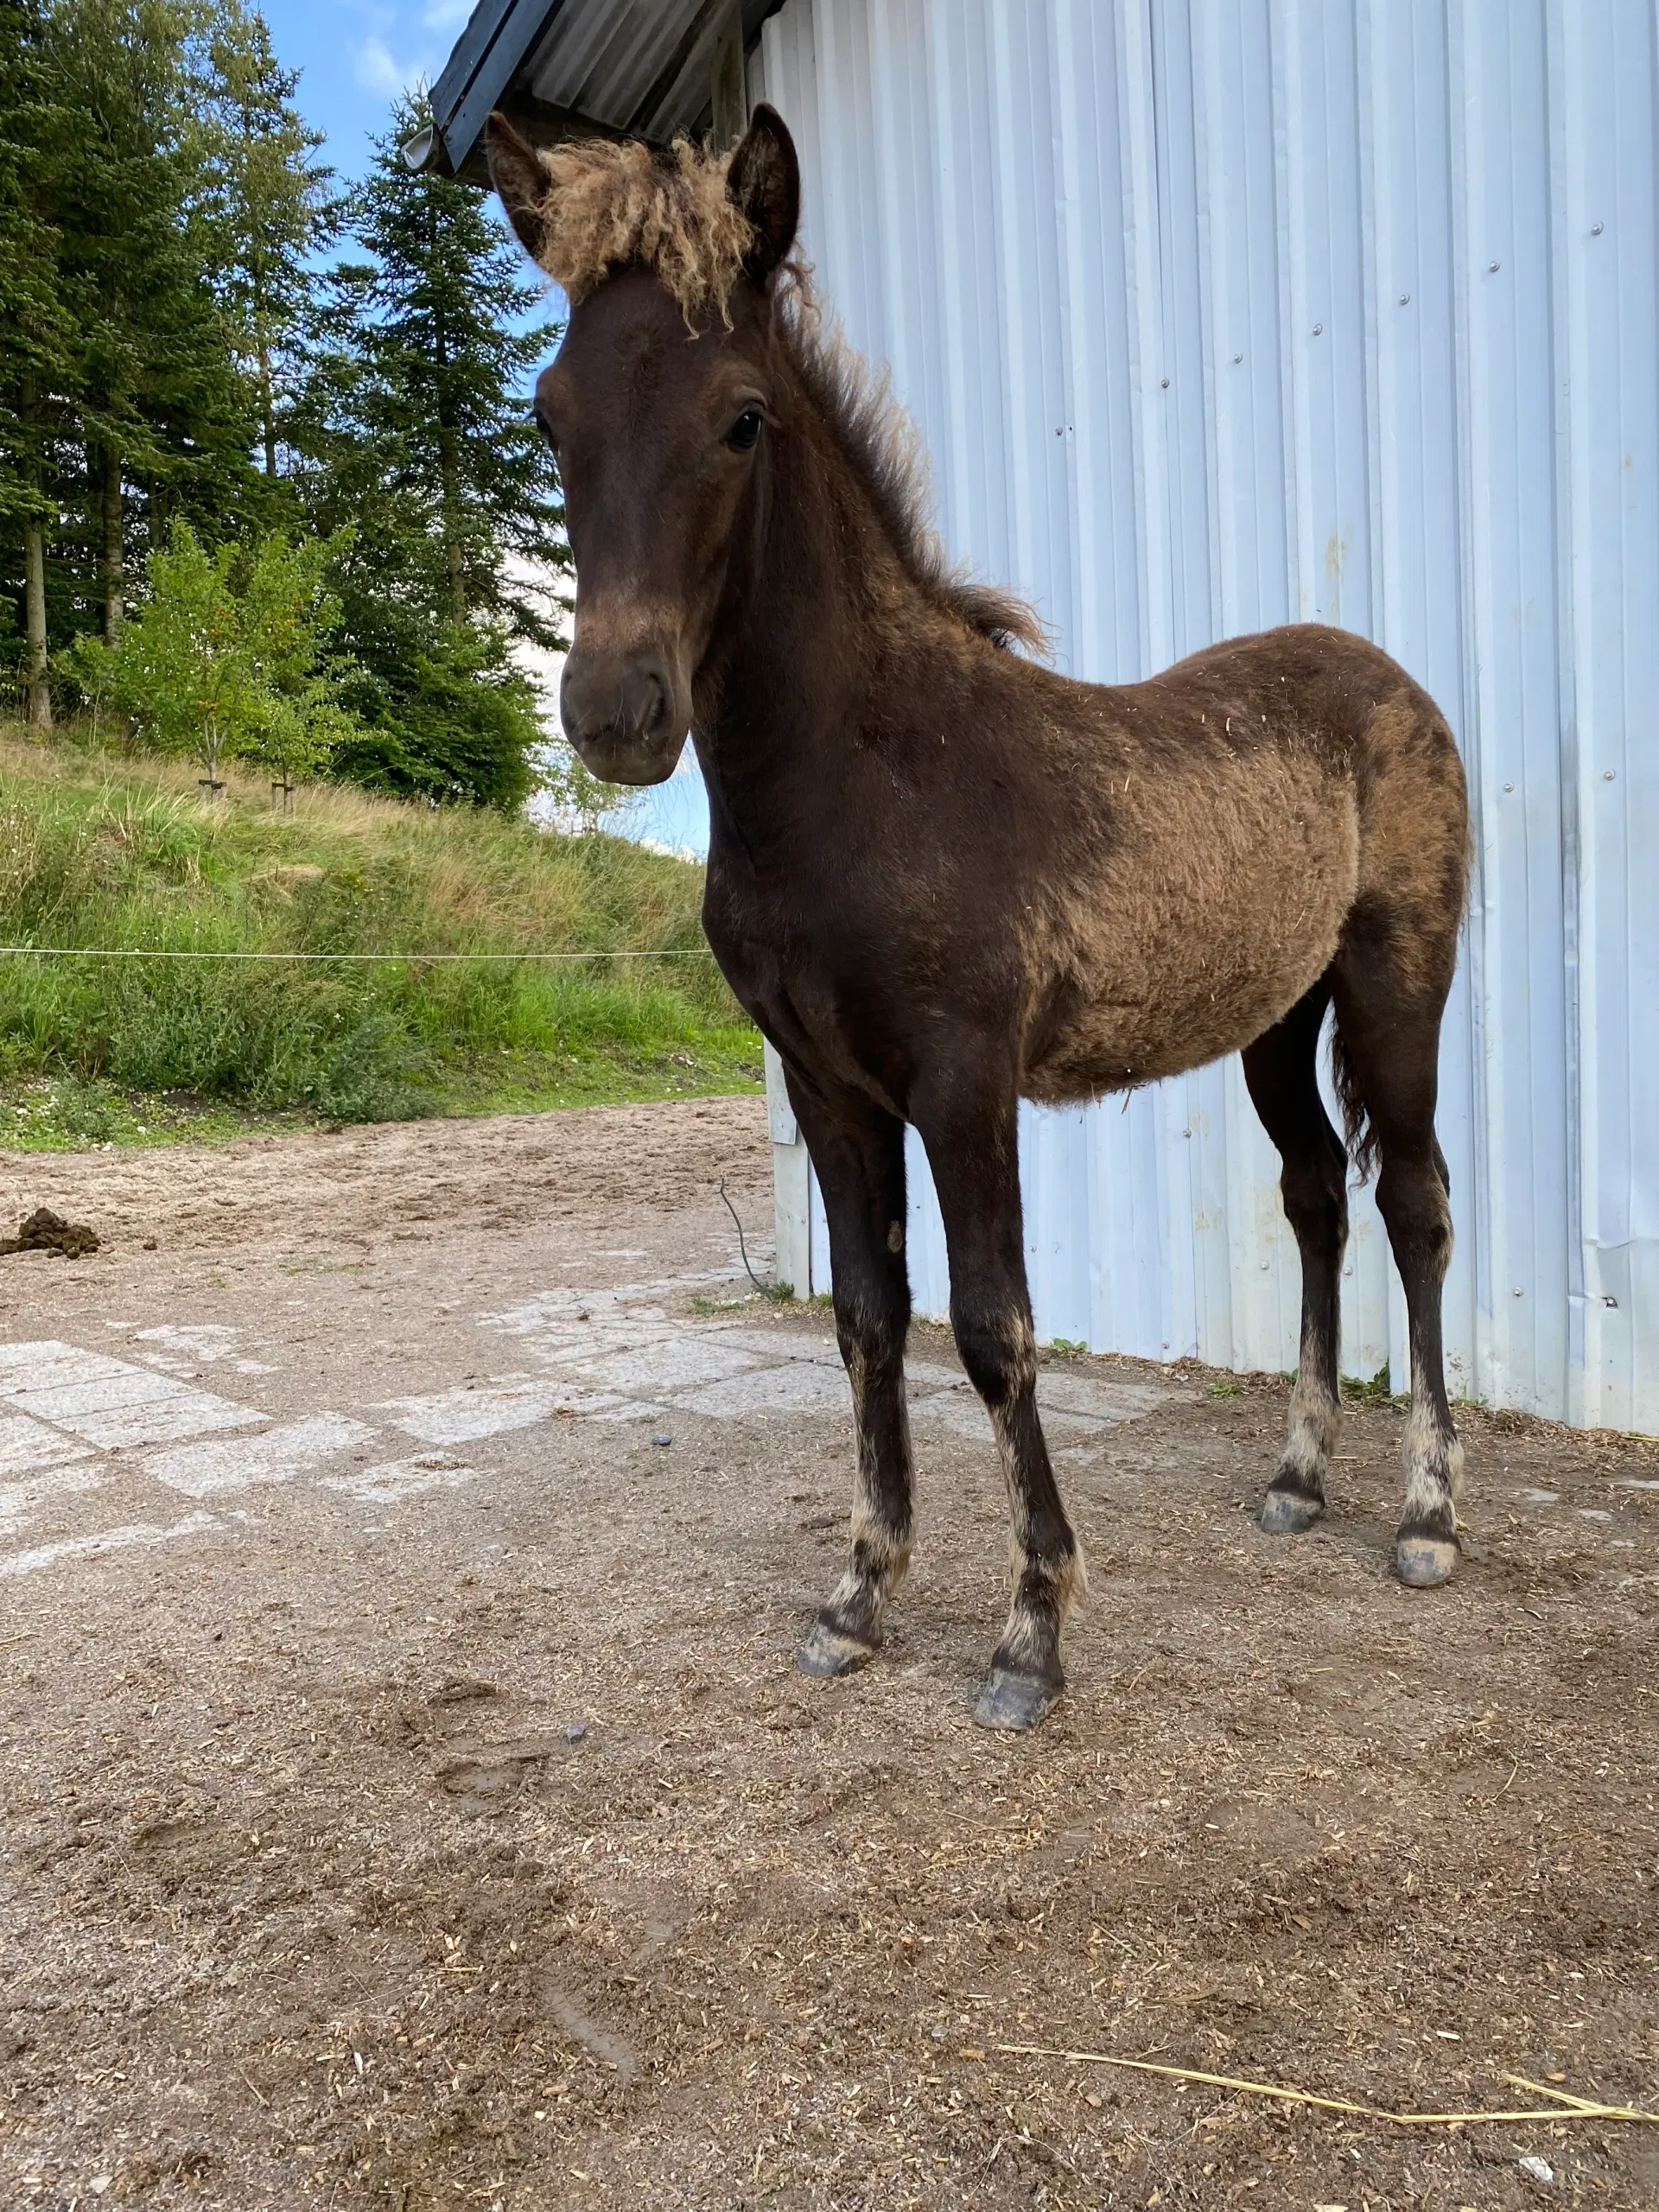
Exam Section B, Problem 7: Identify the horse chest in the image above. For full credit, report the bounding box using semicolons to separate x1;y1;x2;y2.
703;849;918;1103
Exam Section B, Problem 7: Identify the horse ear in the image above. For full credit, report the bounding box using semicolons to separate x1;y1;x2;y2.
726;104;799;282
485;111;551;263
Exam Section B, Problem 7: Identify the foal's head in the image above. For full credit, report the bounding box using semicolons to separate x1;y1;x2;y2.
487;107;802;785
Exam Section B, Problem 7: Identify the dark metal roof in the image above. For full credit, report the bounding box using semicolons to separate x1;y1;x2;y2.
429;0;782;179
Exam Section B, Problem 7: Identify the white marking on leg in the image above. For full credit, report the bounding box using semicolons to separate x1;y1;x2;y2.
1279;1422;1326;1485
845;1342;911;1594
990;1388;1084;1668
998;1601;1050;1669
850;1497;910;1592
1402;1382;1463;1524
1279;1350;1339;1490
989;1401;1033;1558
822;1563;871;1621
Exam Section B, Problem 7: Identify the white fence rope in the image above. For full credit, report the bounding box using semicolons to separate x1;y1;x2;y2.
0;944;711;963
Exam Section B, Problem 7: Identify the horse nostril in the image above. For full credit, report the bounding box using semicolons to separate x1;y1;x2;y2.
561;653;675;749
622;666;666;740
562;657;623;746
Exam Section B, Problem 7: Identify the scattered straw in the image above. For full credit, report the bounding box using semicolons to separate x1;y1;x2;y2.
1505;2073;1653;2120
997;2044;1658;2130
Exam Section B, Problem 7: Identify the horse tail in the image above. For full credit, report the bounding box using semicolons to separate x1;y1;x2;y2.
1330;1021;1379;1185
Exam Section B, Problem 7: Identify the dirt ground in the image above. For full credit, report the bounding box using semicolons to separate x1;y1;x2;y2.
1;1099;1655;2212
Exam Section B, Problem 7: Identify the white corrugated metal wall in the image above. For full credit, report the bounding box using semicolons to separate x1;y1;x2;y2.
753;0;1659;1437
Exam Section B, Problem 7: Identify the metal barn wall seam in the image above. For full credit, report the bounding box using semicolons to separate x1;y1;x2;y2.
753;0;1658;1436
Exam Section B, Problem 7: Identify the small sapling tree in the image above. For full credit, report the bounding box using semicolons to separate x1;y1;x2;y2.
85;522;254;790
67;520;358;798
237;526;354;804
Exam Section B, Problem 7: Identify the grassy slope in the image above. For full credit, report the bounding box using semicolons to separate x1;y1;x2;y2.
0;729;761;1147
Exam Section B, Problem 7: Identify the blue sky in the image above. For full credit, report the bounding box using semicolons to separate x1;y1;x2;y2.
259;0;469;187
258;0;715;857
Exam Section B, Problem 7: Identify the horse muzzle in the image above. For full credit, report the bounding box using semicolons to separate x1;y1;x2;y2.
560;648;689;785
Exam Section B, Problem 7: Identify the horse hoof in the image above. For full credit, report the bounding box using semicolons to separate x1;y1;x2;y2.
1395;1534;1458;1588
973;1667;1060;1733
798;1620;878;1678
1260;1485;1324;1535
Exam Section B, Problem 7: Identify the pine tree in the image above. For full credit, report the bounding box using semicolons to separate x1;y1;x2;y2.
194;0;335;482
292;95;571;809
0;0;74;723
46;0;261;649
299;96;569;649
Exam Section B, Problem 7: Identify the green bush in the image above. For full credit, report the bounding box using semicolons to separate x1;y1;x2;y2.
327;620;543;814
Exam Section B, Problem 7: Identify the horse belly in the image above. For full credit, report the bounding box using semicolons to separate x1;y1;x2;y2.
1023;758;1359;1103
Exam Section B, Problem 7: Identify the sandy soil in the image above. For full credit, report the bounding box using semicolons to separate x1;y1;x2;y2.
0;1099;769;1262
1;1098;1656;2212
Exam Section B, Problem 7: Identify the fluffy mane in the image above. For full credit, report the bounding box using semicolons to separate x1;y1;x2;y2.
525;136;1046;655
779;286;1048;655
529;137;755;321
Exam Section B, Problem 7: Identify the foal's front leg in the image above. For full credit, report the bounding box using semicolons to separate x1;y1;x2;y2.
785;1078;914;1677
917;1084;1084;1732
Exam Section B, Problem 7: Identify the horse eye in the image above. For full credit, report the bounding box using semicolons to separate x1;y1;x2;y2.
727;407;764;452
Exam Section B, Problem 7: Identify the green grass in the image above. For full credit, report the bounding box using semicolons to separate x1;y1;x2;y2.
1341;1364;1395;1402
0;726;762;1143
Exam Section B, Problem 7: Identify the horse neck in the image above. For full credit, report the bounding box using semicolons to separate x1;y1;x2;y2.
695;353;920;804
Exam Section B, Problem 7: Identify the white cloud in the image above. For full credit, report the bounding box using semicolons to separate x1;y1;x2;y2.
353;12;451;102
353;35;409;96
633;836;701;863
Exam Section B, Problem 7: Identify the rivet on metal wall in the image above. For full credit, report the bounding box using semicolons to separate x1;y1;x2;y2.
1399;292;1410;305
1233;352;1243;364
1503;781;1515;792
1489;259;1500;271
1312;322;1323;335
1604;769;1616;780
1592;221;1605;235
1160;378;1170;389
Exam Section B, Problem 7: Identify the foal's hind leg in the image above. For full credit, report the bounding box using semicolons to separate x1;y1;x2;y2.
1330;970;1462;1586
1242;981;1348;1535
785;1076;915;1676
